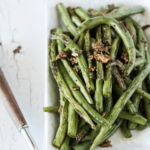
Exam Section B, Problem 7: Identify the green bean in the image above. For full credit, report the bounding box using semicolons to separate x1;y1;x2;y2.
147;83;150;94
57;4;80;53
123;45;142;57
81;123;101;142
68;103;78;138
49;39;95;129
99;6;104;13
60;135;70;150
58;60;111;127
102;24;111;46
91;38;96;54
56;28;93;104
142;25;150;30
90;63;150;150
57;3;78;37
64;36;79;53
133;19;150;82
124;77;150;100
53;92;68;147
121;120;132;138
106;6;144;19
82;96;113;143
134;57;146;68
97;118;123;145
51;32;95;93
125;18;137;45
88;8;101;16
122;17;137;57
84;30;94;79
78;32;85;49
94;25;104;113
104;96;113;118
128;93;141;130
111;28;117;39
43;106;59;113
76;124;91;144
95;80;103;113
73;141;92;150
111;60;125;71
82;122;113;143
77;16;136;75
132;20;145;69
74;119;123;150
113;82;137;114
112;66;127;91
95;26;104;80
142;81;150;126
124;56;146;69
103;36;120;98
67;7;82;26
136;49;143;57
145;42;150;84
137;124;147;131
74;7;91;21
78;119;86;130
119;110;147;125
129;20;148;130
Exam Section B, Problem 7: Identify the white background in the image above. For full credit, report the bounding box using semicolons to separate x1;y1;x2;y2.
0;0;45;150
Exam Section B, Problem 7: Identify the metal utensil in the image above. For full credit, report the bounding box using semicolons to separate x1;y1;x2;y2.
0;68;39;150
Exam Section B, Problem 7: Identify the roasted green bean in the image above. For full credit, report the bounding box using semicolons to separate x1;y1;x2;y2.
103;36;120;98
77;16;136;75
94;25;104;113
74;7;91;21
74;118;123;150
67;7;82;26
56;28;93;103
102;24;111;46
90;63;150;150
121;120;132;138
43;106;59;113
53;92;68;147
125;17;137;45
137;124;147;131
112;66;127;91
57;3;78;37
78;119;86;130
60;135;70;150
134;57;146;68
142;81;150;126
88;8;101;16
113;82;137;114
68;103;78;138
76;124;91;144
58;60;111;127
119;110;147;125
51;32;95;93
106;6;144;19
124;77;150;100
49;39;95;129
84;30;95;79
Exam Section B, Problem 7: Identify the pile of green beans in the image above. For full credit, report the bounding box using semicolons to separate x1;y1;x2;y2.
45;3;150;150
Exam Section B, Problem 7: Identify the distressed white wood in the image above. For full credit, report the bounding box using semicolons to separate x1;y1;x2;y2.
0;0;45;149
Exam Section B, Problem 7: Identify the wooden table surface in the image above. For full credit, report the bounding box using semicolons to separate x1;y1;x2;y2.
0;0;45;149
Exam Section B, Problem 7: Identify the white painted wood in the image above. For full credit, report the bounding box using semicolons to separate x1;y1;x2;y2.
0;0;45;149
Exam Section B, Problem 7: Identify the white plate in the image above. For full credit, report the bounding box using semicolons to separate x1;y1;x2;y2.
44;0;150;149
